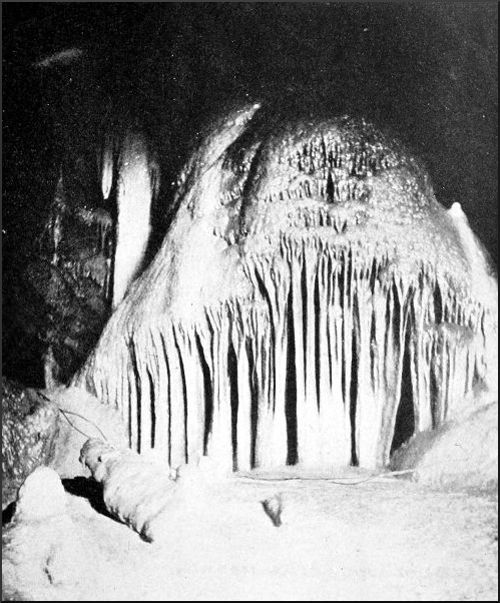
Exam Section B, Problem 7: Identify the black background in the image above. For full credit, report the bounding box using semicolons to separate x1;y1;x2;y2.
3;2;498;265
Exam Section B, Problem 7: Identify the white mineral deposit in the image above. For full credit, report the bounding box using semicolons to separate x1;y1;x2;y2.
3;4;497;602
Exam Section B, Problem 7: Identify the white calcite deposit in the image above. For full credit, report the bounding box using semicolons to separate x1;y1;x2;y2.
73;105;498;472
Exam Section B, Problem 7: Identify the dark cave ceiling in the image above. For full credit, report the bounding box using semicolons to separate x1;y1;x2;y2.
3;2;497;263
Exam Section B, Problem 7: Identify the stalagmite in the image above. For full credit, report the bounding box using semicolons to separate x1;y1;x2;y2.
74;105;498;473
447;202;498;395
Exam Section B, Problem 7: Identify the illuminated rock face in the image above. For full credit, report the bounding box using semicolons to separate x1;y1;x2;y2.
103;131;160;309
74;104;498;471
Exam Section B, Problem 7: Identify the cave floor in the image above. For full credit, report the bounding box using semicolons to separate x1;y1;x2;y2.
2;469;498;601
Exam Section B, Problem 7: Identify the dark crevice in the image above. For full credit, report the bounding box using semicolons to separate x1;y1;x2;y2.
172;331;188;464
350;320;358;466
370;306;377;347
195;332;213;456
391;282;402;341
391;329;415;454
429;351;439;430
301;261;308;384
253;269;277;408
227;342;239;471
472;358;483;391
326;317;334;391
2;502;16;526
248;340;259;468
339;262;348;403
369;257;378;292
128;339;142;453
337;257;345;306
254;269;273;320
434;282;443;324
146;364;156;449
345;249;353;301
127;373;133;449
314;273;321;410
285;286;298;465
62;477;113;519
326;170;335;204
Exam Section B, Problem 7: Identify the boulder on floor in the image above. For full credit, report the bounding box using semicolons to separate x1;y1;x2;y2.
2;379;60;508
390;400;498;492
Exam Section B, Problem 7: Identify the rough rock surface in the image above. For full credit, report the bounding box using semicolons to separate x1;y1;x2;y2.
3;166;112;388
2;382;128;511
390;399;498;492
2;379;60;508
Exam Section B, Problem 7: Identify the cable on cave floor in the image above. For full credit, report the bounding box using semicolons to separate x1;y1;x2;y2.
237;469;417;486
38;392;421;486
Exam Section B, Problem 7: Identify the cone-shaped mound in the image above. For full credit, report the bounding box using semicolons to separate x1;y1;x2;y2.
74;104;498;471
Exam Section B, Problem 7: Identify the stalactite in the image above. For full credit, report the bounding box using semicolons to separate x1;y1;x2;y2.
100;134;114;201
112;132;161;309
289;239;309;465
202;308;233;470
149;327;171;462
74;110;497;474
324;250;352;465
162;324;186;468
76;231;493;471
246;252;289;467
230;306;252;471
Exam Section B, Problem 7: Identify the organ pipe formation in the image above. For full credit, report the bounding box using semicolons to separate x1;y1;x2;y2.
74;104;498;471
